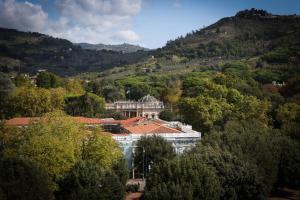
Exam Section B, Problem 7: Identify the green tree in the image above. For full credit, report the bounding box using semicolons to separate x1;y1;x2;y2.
144;157;221;200
163;80;182;112
102;85;124;102
134;136;176;178
0;157;54;200
81;130;123;169
276;102;300;124
272;132;300;187
56;160;125;200
14;74;32;87
9;87;65;117
189;145;267;200
65;79;85;96
0;72;15;119
204;120;278;195
65;92;105;117
179;96;232;132
36;71;62;88
16;111;85;190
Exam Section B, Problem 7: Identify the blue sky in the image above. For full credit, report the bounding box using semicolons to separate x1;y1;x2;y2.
1;0;299;48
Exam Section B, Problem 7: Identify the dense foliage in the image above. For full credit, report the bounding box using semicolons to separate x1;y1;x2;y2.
0;157;54;200
0;28;150;75
0;111;128;198
134;136;176;178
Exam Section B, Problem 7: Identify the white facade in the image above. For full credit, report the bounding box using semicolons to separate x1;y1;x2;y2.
106;95;164;119
112;123;201;167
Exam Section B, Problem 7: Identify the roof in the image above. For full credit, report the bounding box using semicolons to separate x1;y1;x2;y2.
5;117;37;126
6;116;103;126
125;192;143;200
73;117;102;124
119;117;146;126
138;94;159;103
124;123;181;134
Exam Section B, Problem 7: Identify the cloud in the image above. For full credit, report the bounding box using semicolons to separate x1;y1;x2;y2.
0;0;48;31
0;0;142;44
118;30;141;42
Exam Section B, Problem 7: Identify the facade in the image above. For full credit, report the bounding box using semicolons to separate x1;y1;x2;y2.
112;118;201;167
105;94;164;119
5;116;201;168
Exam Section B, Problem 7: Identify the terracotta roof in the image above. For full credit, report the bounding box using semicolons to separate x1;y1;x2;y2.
73;117;102;124
6;117;102;126
124;123;181;134
5;117;39;126
125;192;143;200
120;117;146;126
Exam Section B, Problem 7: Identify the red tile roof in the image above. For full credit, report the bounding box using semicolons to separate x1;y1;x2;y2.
125;192;143;200
73;117;102;124
5;116;177;135
119;117;146;126
5;117;39;126
6;117;103;126
124;123;181;134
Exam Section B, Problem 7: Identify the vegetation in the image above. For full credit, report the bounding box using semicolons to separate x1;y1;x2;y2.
134;136;176;178
0;157;54;200
0;9;299;199
0;111;128;198
0;28;150;75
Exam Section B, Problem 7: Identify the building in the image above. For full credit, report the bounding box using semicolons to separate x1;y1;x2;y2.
105;94;164;119
111;117;201;168
5;116;201;168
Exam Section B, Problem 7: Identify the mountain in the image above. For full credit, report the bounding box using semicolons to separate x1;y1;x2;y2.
78;43;149;53
0;9;299;76
157;9;300;63
0;28;151;75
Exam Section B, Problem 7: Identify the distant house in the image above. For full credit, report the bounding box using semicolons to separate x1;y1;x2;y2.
37;69;47;73
106;95;164;119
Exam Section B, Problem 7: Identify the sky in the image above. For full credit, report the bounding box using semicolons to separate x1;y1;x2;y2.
0;0;299;49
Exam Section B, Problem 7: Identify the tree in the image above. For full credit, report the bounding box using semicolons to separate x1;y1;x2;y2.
272;132;300;187
81;129;123;169
204;120;278;195
144;157;221;200
125;84;150;100
0;72;15;119
36;71;62;88
163;80;182;112
276;102;300;125
189;145;267;200
85;80;102;96
16;111;85;190
65;79;85;96
134;136;176;178
9;87;65;117
65;92;105;117
0;157;54;200
56;160;125;200
102;85;124;102
179;96;232;132
14;74;32;87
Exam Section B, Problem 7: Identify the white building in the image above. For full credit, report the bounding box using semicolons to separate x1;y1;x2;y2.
111;118;201;167
105;95;164;119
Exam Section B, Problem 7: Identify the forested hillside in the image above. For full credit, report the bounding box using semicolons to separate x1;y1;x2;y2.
158;9;300;61
78;43;149;53
0;28;150;75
